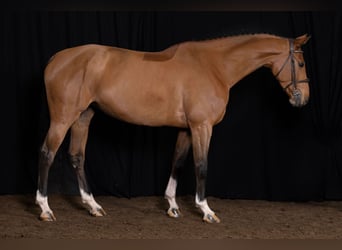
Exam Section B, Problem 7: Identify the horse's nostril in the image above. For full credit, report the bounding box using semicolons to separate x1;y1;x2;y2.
293;89;301;97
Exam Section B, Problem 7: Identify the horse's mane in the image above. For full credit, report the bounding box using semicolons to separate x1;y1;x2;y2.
149;33;285;59
192;32;284;43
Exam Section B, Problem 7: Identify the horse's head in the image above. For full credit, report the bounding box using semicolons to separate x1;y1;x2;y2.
272;34;311;107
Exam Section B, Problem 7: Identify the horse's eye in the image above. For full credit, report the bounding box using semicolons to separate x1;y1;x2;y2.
298;62;305;67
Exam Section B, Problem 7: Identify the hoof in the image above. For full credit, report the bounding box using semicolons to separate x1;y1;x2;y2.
39;211;56;222
167;208;181;218
90;207;107;217
203;213;221;223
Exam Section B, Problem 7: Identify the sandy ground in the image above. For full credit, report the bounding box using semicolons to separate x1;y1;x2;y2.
1;194;342;239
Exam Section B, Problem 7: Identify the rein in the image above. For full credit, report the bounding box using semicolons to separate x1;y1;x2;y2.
275;39;309;91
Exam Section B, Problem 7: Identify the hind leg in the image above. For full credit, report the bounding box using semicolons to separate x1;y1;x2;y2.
165;129;191;218
69;108;106;217
36;122;71;221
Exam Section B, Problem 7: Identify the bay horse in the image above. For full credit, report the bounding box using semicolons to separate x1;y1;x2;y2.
36;33;311;223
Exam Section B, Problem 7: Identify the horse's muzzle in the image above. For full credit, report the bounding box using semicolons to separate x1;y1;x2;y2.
289;89;308;107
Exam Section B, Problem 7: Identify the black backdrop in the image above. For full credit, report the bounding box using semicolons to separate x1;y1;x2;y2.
2;10;342;201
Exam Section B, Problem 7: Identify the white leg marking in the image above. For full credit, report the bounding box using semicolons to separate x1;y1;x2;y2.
36;190;55;221
80;189;105;216
165;177;181;218
195;193;220;223
165;177;179;209
195;194;214;215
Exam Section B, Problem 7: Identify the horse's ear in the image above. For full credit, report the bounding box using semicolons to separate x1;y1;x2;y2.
295;34;311;46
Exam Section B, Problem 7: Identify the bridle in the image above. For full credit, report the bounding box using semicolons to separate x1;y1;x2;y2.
274;39;310;91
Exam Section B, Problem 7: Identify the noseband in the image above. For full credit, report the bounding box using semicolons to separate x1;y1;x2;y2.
275;39;309;91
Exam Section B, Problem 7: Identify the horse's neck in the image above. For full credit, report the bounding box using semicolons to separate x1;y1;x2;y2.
213;35;287;88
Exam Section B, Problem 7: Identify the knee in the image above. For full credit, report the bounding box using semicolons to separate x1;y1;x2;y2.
69;153;83;169
39;144;55;166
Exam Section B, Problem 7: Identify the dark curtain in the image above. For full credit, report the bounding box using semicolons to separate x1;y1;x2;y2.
307;12;342;199
2;11;342;201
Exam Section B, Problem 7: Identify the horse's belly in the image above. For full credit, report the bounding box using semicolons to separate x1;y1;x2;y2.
95;90;187;128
